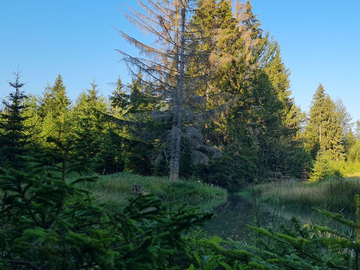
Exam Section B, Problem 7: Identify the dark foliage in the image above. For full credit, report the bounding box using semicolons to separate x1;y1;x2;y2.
0;152;213;269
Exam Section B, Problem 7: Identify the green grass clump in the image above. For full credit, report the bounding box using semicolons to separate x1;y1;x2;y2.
73;172;228;211
250;177;360;212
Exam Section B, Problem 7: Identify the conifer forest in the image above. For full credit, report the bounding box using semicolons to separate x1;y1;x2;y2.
1;0;360;269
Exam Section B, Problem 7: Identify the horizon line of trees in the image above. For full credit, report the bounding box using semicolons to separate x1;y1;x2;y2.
1;0;359;189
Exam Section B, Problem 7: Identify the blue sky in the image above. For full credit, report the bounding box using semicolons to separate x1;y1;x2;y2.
1;0;360;122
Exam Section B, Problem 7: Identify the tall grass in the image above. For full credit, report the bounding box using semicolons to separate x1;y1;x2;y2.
251;177;360;212
73;172;228;211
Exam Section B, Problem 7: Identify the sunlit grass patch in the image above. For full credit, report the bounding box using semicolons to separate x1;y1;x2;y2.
347;172;360;178
71;172;228;211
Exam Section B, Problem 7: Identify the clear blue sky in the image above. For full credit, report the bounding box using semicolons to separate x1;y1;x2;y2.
1;0;360;122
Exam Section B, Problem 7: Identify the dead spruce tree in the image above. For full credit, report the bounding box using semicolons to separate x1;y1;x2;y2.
116;0;213;182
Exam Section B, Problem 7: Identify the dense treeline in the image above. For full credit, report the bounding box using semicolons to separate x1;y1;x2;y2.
1;0;359;190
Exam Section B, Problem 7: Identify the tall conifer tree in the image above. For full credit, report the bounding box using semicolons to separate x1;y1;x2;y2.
193;0;307;183
39;74;71;147
117;0;212;182
305;84;345;161
71;79;110;171
0;71;28;168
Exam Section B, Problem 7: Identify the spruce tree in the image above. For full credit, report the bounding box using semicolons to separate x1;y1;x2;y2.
305;84;345;161
117;0;212;182
39;74;71;149
355;120;360;140
260;39;309;179
71;79;111;173
349;138;360;162
22;94;42;153
305;84;328;158
321;95;345;161
237;0;265;69
0;71;29;168
109;76;129;116
344;130;356;158
119;77;159;175
335;97;353;136
190;0;308;184
335;98;353;158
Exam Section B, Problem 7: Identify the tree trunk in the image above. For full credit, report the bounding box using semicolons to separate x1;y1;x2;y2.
170;1;186;183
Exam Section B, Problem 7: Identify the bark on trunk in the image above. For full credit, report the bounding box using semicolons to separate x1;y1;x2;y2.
170;0;186;183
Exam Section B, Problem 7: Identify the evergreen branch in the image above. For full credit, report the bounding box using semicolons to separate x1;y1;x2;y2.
158;15;176;45
20;184;41;228
313;208;356;228
118;49;178;78
22;112;41;149
120;3;176;46
6;260;41;270
71;221;110;230
78;264;99;269
115;27;175;60
125;64;174;96
118;51;176;90
247;225;347;270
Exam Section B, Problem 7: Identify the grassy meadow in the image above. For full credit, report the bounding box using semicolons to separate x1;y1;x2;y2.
73;172;228;211
248;173;360;212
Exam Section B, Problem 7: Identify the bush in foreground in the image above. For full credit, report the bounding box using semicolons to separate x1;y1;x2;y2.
0;154;213;269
